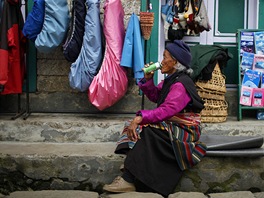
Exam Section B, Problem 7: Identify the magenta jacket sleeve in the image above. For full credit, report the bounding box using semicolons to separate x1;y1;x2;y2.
137;80;191;125
138;78;162;103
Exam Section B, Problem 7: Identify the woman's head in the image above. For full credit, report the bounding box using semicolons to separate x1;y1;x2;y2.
161;40;192;75
160;53;193;75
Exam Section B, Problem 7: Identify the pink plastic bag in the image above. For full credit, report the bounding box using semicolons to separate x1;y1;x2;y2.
88;0;128;110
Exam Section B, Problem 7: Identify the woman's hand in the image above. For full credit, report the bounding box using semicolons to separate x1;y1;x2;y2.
127;116;142;141
143;63;155;81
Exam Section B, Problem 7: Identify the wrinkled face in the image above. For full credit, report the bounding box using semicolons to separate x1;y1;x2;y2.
161;50;177;75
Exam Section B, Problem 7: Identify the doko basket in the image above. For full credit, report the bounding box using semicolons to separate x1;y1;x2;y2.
195;62;228;123
140;12;154;40
195;63;226;93
200;99;228;117
196;86;225;101
201;116;227;123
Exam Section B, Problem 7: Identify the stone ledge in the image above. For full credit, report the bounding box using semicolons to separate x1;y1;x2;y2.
0;114;263;143
0;142;263;195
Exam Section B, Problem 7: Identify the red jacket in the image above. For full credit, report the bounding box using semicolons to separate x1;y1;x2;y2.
0;0;26;94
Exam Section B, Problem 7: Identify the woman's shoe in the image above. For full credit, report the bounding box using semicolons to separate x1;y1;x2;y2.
103;176;136;193
120;164;125;172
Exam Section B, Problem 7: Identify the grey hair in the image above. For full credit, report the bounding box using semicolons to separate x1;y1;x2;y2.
174;62;193;76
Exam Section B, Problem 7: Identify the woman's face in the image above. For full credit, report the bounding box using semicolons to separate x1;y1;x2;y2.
161;50;177;75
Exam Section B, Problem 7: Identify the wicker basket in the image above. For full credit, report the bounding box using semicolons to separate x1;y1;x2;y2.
201;116;227;123
200;99;228;117
195;63;228;123
140;12;154;23
195;63;226;93
197;88;225;101
140;12;154;40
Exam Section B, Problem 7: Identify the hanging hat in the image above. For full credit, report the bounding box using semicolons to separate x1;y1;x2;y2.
165;40;192;68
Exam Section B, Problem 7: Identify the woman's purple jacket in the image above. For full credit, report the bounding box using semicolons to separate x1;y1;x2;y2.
137;78;191;125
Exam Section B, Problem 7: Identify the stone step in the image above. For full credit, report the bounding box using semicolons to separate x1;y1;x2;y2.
0;142;263;195
0;114;132;143
0;114;264;143
2;190;264;198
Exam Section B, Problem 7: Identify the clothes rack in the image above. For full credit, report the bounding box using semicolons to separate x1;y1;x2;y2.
22;0;31;120
11;0;30;120
12;0;30;120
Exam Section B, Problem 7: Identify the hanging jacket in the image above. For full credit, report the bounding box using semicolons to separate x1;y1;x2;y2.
22;0;45;42
69;0;103;92
0;0;26;94
63;0;86;62
120;13;144;82
35;0;69;53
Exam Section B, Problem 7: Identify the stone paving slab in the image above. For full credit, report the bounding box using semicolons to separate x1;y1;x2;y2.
6;190;98;198
100;192;163;198
208;191;255;198
1;191;264;198
254;192;264;198
168;192;207;198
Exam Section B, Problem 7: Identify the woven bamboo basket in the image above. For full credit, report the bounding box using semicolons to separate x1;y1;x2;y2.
140;11;154;23
200;99;228;117
195;63;226;93
201;116;227;123
140;12;154;40
197;87;225;101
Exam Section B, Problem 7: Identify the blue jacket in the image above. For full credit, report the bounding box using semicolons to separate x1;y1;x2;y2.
22;0;45;41
120;13;144;81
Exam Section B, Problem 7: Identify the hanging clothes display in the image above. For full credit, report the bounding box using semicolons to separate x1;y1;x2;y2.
88;0;128;111
0;0;26;94
63;0;86;63
161;0;211;40
35;0;69;53
69;0;103;92
120;13;144;82
22;0;45;42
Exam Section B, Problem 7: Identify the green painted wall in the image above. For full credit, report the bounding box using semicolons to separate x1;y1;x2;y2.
24;1;37;92
259;0;264;29
141;0;159;84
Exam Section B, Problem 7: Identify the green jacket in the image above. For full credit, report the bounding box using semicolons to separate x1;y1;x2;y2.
190;44;233;81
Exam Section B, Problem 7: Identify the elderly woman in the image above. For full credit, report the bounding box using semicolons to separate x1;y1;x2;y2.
103;40;207;197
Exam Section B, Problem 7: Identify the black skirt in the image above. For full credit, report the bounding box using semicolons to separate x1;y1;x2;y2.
123;126;183;197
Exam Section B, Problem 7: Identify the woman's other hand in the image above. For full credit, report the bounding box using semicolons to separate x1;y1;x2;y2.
127;116;142;141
